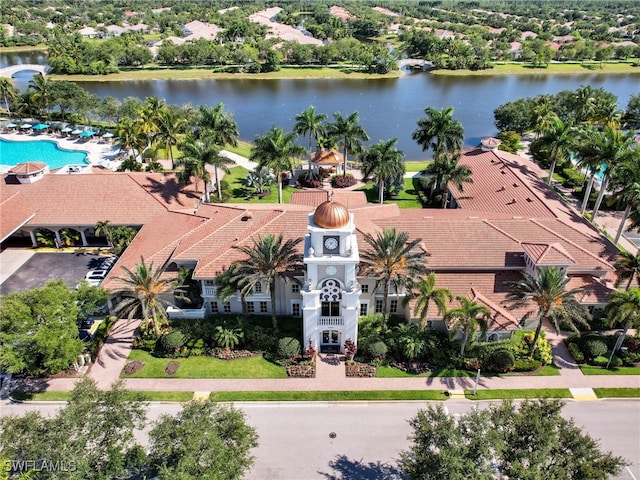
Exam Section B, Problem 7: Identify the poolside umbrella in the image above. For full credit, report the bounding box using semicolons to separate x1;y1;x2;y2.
20;123;32;129
6;122;17;128
71;129;83;135
79;130;96;137
61;127;72;133
33;123;49;130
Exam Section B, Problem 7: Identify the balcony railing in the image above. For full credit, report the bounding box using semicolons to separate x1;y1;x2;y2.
318;316;344;326
166;306;206;319
203;286;216;296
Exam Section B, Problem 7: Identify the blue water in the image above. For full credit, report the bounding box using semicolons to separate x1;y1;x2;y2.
0;138;89;169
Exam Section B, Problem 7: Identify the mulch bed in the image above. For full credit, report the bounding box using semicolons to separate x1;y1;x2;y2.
345;362;377;377
123;360;145;376
285;364;316;377
208;348;258;360
164;361;180;376
389;361;432;375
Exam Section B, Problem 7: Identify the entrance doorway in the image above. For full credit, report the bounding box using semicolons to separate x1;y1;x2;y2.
320;329;341;353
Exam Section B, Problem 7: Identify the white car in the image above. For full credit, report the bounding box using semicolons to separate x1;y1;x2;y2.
85;269;107;286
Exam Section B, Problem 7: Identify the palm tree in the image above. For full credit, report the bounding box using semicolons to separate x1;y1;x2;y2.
250;127;305;204
232;233;303;329
605;288;640;342
572;85;597;124
213;326;243;354
504;267;589;355
412;106;464;155
444;296;490;356
326;111;369;176
115;117;147;161
359;228;430;331
422;152;473;208
403;272;453;330
574;126;637;222
360;138;406;204
155;108;187;170
0;78;18;118
94;220;113;247
394;323;436;361
112;256;182;339
534;115;575;185
294;105;327;170
177;135;233;201
215;265;248;317
196;103;239;148
608;155;640;245
614;252;640;290
28;73;52;120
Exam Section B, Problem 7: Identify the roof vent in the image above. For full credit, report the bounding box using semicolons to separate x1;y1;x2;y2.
501;170;507;175
498;185;506;192
513;183;519;187
526;197;533;202
241;212;253;221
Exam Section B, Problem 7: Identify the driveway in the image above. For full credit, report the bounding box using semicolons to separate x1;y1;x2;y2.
0;251;109;294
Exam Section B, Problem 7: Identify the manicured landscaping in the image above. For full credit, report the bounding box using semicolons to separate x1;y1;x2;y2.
221;165;298;204
465;389;572;400
404;161;430;172
11;390;194;402
593;388;640;398
433;61;640;76
579;365;640;375
210;390;448;402
123;349;287;379
356;177;424;208
223;140;253;159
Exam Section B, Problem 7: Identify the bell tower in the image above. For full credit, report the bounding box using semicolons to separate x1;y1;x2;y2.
301;199;360;353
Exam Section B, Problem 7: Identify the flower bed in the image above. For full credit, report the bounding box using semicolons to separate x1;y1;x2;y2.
164;361;179;376
208;348;257;360
123;360;145;376
389;361;431;375
346;361;377;377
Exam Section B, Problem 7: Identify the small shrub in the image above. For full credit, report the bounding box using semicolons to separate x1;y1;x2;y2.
513;358;542;372
591;355;609;367
567;342;585;363
608;355;624;368
298;172;323;188
583;339;608;359
344;339;357;360
160;331;187;353
331;174;357;188
485;349;515;373
368;340;388;358
277;337;300;359
561;167;584;188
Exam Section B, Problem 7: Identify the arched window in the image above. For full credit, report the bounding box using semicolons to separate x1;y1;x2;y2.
321;279;342;317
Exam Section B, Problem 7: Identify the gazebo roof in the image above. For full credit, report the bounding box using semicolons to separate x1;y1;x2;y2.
312;149;344;165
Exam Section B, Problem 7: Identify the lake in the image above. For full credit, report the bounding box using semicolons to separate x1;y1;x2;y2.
2;51;638;160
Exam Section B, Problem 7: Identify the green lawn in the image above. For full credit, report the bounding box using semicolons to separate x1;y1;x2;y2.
356;177;424;209
404;161;430;172
210;390;448;402
221;165;297;204
593;388;640;398
580;365;640;375
466;389;572;400
11;390;194;402
223;140;253;159
123;350;287;378
380;363;561;378
433;61;640;76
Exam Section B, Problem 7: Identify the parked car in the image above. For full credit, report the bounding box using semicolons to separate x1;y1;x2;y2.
85;269;107;286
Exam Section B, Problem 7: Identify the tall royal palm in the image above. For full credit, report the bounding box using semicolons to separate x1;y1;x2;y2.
575;126;637;222
444;296;490;356
534;115;575;185
112;256;182;339
177;135;232;201
360;138;406;204
155;108;187;170
608;155;640;245
504;267;588;355
412;106;464;155
614;251;640;290
294;105;327;170
403;272;453;331
232;233;303;329
327;111;369;176
196;103;239;148
250;127;305;204
359;228;430;331
605;288;640;340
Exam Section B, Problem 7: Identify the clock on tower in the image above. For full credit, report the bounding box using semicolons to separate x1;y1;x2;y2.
323;235;339;254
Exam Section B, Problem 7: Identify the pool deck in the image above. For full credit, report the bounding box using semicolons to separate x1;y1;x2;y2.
0;132;122;172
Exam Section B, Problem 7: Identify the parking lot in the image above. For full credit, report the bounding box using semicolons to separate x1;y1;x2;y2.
0;251;114;295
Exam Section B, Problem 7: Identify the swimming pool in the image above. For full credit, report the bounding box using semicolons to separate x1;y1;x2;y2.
0;138;89;170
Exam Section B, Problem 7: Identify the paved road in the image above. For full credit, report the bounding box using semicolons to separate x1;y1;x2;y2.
2;400;638;480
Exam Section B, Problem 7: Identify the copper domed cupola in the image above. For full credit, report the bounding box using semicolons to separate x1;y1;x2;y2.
313;200;350;229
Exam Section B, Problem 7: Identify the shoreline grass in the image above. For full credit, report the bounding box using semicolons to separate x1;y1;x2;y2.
432;62;640;76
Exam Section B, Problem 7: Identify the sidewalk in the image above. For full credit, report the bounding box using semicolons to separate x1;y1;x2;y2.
32;319;639;396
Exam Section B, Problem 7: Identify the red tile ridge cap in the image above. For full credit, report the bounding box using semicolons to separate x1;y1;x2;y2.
529;218;615;271
481;219;522;244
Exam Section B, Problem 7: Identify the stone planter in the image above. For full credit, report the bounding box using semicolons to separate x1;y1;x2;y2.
285;364;316;378
345;362;377;377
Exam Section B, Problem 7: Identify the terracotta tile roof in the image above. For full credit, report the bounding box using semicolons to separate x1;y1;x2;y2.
449;148;557;218
290;190;367;208
521;242;576;266
312;149;343;165
9;162;47;174
567;274;615;304
128;172;203;213
0;191;35;242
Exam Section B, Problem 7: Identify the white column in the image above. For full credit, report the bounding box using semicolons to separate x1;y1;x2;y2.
54;230;62;248
29;230;37;247
301;288;320;349
79;229;88;246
